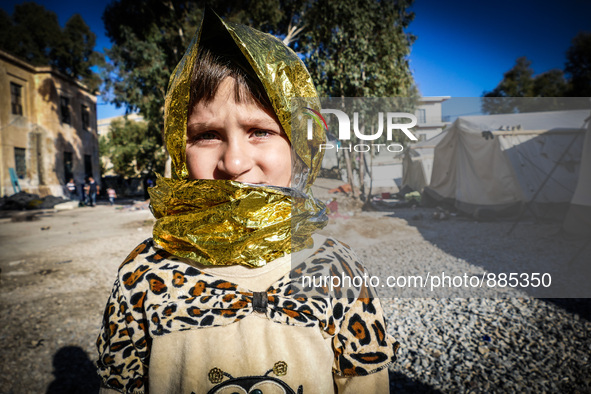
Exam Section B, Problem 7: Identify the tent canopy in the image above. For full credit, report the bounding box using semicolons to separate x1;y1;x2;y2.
563;119;591;236
424;109;589;218
402;130;447;192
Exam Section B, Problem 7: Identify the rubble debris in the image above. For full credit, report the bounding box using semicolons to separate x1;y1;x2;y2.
328;184;352;194
404;191;422;204
11;212;40;222
432;206;450;220
0;192;66;211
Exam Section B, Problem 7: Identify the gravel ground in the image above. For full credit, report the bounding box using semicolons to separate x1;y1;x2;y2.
0;193;590;393
318;208;591;393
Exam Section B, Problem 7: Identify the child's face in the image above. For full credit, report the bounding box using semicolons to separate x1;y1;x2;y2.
186;78;292;187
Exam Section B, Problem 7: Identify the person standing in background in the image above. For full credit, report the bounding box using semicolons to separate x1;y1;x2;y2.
107;188;117;206
66;178;77;200
88;177;99;207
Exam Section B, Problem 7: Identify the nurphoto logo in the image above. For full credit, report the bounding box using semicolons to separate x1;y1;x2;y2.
304;107;418;153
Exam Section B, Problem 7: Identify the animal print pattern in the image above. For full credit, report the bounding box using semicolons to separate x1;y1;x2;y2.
97;238;399;393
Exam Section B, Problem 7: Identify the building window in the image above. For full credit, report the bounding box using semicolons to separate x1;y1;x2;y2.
84;154;92;178
10;83;23;115
64;152;73;181
81;104;90;131
417;109;426;124
14;147;26;179
60;96;71;124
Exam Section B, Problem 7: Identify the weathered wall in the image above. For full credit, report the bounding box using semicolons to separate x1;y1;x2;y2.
0;50;99;197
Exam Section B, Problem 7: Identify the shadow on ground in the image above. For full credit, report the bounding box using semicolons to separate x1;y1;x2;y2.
389;370;443;393
389;208;591;320
46;346;99;394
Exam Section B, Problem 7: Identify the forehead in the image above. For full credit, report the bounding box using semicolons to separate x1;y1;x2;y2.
188;78;283;131
189;103;279;128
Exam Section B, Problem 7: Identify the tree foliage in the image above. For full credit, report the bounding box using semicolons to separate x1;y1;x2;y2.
565;32;591;97
298;0;417;198
482;32;591;114
100;118;166;178
0;2;102;92
302;0;416;98
102;0;417;122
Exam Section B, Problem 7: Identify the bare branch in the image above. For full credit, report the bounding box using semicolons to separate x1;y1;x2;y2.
282;19;306;46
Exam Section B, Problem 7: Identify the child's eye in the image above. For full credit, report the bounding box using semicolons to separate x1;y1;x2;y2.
189;131;218;143
252;129;271;138
198;131;218;140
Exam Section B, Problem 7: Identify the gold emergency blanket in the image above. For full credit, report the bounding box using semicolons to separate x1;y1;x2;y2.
150;177;327;267
149;11;328;267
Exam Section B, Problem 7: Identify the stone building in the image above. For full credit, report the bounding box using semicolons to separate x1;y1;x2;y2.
0;49;99;197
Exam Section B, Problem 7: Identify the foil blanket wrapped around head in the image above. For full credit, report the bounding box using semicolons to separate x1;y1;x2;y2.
149;11;328;267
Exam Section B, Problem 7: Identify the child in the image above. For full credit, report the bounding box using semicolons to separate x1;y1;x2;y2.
97;11;398;393
107;188;117;205
66;178;77;200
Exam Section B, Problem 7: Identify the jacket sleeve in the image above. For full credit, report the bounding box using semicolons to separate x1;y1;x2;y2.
332;295;399;393
334;368;390;394
96;279;150;394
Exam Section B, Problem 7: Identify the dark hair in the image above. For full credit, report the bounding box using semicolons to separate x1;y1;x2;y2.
188;46;274;116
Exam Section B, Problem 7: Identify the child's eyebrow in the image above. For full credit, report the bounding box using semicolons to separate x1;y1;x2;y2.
186;122;212;136
186;121;212;129
241;115;280;128
187;116;280;131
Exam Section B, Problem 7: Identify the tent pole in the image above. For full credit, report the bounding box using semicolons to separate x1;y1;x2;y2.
507;125;587;235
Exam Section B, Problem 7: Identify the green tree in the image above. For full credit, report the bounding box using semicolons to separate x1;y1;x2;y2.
302;0;416;98
482;57;535;104
0;2;101;91
483;33;591;114
482;57;571;114
100;118;166;178
53;14;102;91
300;0;417;198
2;2;62;65
532;69;568;97
565;32;591;97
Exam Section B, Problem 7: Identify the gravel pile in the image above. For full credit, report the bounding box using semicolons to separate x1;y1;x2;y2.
383;297;590;393
335;210;591;393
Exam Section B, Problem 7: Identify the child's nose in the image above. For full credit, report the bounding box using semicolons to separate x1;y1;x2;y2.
217;139;254;179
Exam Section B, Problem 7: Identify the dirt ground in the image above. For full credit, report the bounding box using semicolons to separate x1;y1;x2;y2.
0;200;155;393
0;185;589;393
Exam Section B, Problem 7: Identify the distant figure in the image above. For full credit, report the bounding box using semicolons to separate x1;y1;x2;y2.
66;178;76;200
145;177;155;200
87;177;99;207
327;198;339;214
107;188;117;206
78;179;86;207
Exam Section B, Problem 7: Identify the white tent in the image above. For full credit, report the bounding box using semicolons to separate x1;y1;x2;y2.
563;118;591;236
402;131;447;192
424;109;590;218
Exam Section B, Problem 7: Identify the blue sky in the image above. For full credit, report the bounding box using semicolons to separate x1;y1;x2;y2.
2;0;590;119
